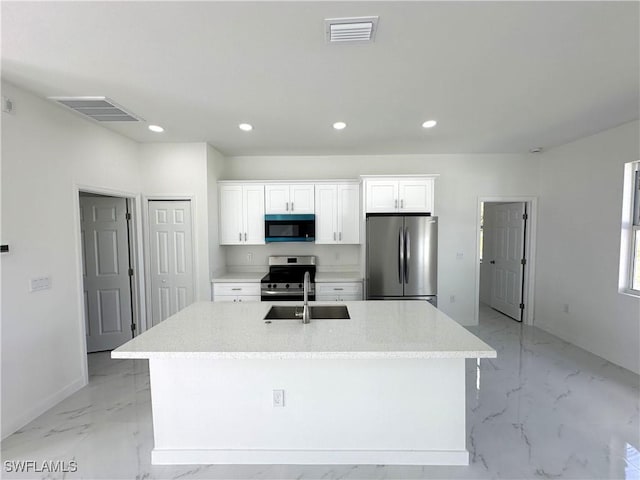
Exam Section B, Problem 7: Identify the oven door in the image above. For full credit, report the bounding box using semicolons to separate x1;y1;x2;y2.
260;292;316;302
264;214;315;242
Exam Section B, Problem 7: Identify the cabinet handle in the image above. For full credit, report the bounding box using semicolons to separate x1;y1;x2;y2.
395;199;398;208
291;202;294;211
231;288;242;291
286;202;289;211
244;232;247;241
239;232;242;241
333;232;336;241
401;199;404;208
238;298;242;302
333;288;344;291
339;232;342;241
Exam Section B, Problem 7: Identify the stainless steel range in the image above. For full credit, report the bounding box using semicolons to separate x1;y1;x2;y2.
260;256;316;301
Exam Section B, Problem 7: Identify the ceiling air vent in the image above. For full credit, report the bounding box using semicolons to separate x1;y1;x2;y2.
48;96;142;122
325;16;378;44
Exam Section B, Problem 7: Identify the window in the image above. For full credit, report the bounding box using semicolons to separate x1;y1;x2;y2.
631;166;640;291
621;161;640;295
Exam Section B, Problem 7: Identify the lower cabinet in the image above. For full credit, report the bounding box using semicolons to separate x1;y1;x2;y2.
316;282;363;302
212;283;261;302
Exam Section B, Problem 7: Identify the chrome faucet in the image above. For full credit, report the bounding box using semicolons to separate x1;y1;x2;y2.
301;271;311;324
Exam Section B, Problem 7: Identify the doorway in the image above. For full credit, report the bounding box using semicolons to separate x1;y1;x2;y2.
79;192;137;352
476;197;537;325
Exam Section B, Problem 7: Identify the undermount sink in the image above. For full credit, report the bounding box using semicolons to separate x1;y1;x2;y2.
264;305;350;321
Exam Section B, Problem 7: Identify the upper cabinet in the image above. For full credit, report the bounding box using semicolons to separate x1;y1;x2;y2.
365;177;435;214
315;183;360;244
219;183;265;245
265;183;315;214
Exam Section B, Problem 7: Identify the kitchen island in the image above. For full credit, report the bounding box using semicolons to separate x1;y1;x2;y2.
113;301;495;465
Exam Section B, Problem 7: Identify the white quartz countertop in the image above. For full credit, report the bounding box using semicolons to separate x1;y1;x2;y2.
315;272;362;282
211;271;362;283
113;301;496;360
211;272;266;283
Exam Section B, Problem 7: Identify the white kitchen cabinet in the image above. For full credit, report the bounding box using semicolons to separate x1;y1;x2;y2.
219;183;265;245
212;283;261;303
315;183;360;244
316;282;363;301
265;183;315;214
365;177;435;214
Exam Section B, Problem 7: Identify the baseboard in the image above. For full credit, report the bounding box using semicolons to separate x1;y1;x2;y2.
1;376;86;440
152;448;469;466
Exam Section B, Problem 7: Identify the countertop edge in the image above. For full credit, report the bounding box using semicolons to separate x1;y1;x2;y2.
111;350;497;360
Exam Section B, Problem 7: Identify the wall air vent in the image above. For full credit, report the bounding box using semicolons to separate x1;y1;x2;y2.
325;16;378;43
48;96;142;122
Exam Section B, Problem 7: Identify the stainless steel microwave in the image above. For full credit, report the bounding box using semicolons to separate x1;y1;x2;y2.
264;214;315;243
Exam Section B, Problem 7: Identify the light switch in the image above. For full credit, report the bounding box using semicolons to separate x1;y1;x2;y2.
456;252;464;260
29;276;51;292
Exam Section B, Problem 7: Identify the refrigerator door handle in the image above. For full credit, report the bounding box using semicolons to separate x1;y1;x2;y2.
398;227;404;284
404;227;410;283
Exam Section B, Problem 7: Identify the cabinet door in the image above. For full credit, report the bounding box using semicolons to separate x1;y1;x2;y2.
290;184;315;214
219;185;243;245
337;184;360;244
399;179;433;213
243;185;265;244
315;184;338;244
265;184;290;214
366;180;398;213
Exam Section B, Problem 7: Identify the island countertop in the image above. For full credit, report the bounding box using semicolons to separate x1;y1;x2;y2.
113;301;496;360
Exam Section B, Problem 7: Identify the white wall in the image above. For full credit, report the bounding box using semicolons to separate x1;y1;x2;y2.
1;81;141;438
207;145;226;281
223;154;539;325
535;121;640;374
138;143;211;302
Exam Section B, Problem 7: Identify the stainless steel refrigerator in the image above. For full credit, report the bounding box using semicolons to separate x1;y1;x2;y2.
366;214;437;306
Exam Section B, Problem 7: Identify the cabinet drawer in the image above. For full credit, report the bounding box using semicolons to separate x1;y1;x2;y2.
316;282;362;296
213;283;261;297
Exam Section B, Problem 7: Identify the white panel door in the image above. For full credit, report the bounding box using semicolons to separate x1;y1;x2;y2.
399;179;433;213
219;185;243;245
289;184;315;214
338;184;360;244
366;180;398;212
80;195;132;352
243;185;266;244
490;203;526;321
315;184;338;244
149;200;195;326
265;184;290;214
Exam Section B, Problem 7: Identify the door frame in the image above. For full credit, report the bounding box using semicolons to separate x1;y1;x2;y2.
474;196;538;325
73;184;146;384
143;195;197;328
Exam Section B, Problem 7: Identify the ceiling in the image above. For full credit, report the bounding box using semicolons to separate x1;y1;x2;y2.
2;1;638;156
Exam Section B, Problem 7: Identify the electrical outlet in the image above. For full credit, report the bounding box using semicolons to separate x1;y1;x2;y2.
247;252;253;263
273;389;285;407
563;303;569;314
456;252;464;260
450;295;456;303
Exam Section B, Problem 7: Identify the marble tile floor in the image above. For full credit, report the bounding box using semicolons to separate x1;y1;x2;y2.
2;304;638;480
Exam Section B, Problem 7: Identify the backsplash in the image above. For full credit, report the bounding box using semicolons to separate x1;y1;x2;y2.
224;244;361;273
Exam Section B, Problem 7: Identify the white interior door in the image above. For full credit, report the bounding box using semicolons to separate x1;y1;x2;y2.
80;195;133;352
149;200;195;326
490;202;526;321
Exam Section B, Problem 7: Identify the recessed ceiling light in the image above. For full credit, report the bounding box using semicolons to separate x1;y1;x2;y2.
148;124;164;133
422;120;437;129
239;123;253;131
333;122;347;130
